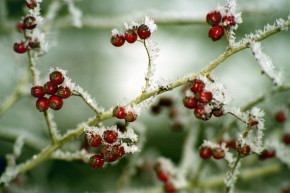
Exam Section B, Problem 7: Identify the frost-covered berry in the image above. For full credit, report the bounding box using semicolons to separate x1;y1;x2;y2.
56;86;71;99
48;95;63;110
212;147;225;160
212;107;224;117
36;97;49;112
259;149;276;160
222;15;236;28
195;90;213;103
208;25;224;41
156;171;170;182
113;144;125;158
163;181;176;193
206;10;222;26
25;0;37;9
183;96;197;109
13;42;28;54
44;81;58;95
137;24;151;39
89;154;104;169
190;79;205;93
85;132;102;147
23;16;37;30
28;39;40;49
50;71;64;85
113;106;126;119
125;29;138;43
111;34;125;47
100;144;118;162
237;144;251;157
124;111;137;122
103;130;118;144
194;105;212;121
282;134;290;145
275;111;286;123
199;146;212;159
31;86;45;98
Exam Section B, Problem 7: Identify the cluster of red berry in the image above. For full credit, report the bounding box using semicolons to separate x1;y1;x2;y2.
199;145;225;160
14;0;40;54
110;24;151;47
274;111;290;145
206;10;236;41
154;162;176;193
183;79;223;121
31;71;71;112
259;149;276;161
113;106;137;123
85;129;125;169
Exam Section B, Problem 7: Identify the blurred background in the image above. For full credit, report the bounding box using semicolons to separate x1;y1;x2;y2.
0;0;290;192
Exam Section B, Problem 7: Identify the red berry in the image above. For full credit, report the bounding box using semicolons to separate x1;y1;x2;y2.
156;171;170;182
28;39;40;49
44;81;58;95
113;106;126;119
195;90;213;103
190;79;205;93
208;25;224;41
282;134;290;145
36;97;49;112
137;24;151;39
48;95;63;110
56;86;71;99
124;111;137;122
31;86;45;98
275;111;286;123
16;22;24;33
212;107;224;117
223;139;236;149
100;144;118;162
50;71;64;85
125;29;138;43
103;130;118;144
163;181;176;193
183;96;197;109
199;146;212;159
212;147;225;160
247;118;259;128
194;105;212;121
13;42;28;54
159;97;174;107
259;149;276;161
111;34;125;47
25;0;37;9
85;131;102;147
89;154;104;169
222;15;236;28
206;10;222;26
237;144;251;157
113;144;125;158
23;16;37;30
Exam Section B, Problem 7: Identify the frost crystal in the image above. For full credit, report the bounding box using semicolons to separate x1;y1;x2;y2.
224;161;241;193
13;136;25;158
52;149;91;162
64;0;82;28
250;42;283;86
144;16;157;33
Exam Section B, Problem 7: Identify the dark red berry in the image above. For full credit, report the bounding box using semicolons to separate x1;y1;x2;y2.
48;95;63;110
36;97;49;112
111;34;125;47
113;106;126;119
25;0;37;9
190;79;205;93
28;39;40;49
124;111;137;122
89;154;104;169
125;29;138;43
163;181;176;193
85;131;102;147
16;22;24;33
237;144;251;157
56;86;71;99
183;96;197;109
222;15;236;28
195;90;213;103
13;42;28;54
151;104;161;115
156;171;170;182
100;144;118;162
247;118;259;128
259;149;276;161
194;105;212;121
199;146;212;159
275;111;286;123
31;86;45;98
137;24;151;39
282;134;290;145
212;147;225;160
212;108;224;117
113;144;125;158
208;25;224;41
44;81;58;95
206;11;222;26
223;139;236;149
23;16;37;30
159;97;173;107
103;130;118;144
49;71;64;85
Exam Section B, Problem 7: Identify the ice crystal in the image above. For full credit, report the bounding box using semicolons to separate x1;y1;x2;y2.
52;149;91;162
13;136;25;158
64;0;82;28
224;161;241;193
144;16;157;33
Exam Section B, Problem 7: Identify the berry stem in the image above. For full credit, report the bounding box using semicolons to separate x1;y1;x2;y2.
142;40;153;93
43;111;59;144
73;91;102;115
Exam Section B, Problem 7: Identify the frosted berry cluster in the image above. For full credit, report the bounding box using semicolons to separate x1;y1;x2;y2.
113;106;138;123
31;71;71;112
199;145;225;160
183;78;224;121
154;160;176;193
206;10;236;41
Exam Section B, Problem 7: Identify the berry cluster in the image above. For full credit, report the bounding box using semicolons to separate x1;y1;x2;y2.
110;24;151;47
220;139;251;157
154;162;176;193
31;71;71;112
183;78;224;121
199;145;225;160
85;129;125;169
206;10;236;41
14;0;40;54
113;106;137;123
259;149;276;161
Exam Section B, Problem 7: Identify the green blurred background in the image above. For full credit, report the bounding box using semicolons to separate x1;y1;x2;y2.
0;0;290;192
